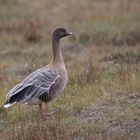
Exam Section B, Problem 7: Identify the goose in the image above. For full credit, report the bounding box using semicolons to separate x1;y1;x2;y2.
4;28;72;117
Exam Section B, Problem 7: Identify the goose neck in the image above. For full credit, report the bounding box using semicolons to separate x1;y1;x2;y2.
52;37;64;63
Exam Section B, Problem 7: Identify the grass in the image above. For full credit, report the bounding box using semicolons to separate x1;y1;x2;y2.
0;44;139;139
72;14;140;46
0;0;140;139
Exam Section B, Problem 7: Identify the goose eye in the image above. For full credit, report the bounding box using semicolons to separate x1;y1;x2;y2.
61;31;65;35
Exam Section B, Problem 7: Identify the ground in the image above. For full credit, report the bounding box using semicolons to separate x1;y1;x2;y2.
0;0;140;140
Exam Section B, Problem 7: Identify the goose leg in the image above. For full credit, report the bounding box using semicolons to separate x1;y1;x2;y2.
41;102;54;118
39;103;43;114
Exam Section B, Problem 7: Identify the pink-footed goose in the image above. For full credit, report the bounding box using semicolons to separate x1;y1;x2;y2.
4;28;72;116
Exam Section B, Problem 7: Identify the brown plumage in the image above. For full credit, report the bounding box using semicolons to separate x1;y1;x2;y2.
4;28;72;116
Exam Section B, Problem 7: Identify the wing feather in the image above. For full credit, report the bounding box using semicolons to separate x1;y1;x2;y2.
4;69;60;106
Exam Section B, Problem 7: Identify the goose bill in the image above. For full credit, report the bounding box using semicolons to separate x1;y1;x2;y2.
66;32;72;35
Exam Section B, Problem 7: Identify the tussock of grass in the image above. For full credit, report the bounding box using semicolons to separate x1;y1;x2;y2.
0;0;140;139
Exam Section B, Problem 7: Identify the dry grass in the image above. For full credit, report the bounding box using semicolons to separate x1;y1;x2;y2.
0;0;140;140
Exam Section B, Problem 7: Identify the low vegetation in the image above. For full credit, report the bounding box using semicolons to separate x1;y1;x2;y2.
0;0;140;139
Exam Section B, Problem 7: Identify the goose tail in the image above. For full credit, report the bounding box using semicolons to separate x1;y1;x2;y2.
3;96;17;108
4;102;16;108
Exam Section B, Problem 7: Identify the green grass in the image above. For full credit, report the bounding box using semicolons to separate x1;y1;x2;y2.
72;14;140;46
0;42;139;139
0;0;140;139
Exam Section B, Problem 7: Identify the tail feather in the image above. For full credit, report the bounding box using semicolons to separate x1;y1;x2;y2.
4;85;31;108
4;102;16;108
4;94;18;108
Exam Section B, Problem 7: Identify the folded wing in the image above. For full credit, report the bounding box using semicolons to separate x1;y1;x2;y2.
4;69;60;108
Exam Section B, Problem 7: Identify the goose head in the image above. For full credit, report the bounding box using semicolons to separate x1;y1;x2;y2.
53;28;72;41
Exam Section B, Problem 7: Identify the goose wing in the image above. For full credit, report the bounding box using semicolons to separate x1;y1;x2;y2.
4;69;60;107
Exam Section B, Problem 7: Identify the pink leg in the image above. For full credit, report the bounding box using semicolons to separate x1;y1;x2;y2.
39;104;43;114
42;111;54;118
40;103;55;118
